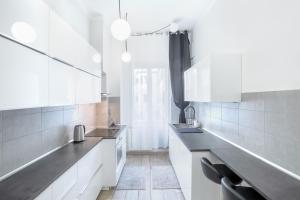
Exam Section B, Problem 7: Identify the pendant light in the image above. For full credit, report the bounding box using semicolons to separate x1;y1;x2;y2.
111;0;131;41
122;40;131;63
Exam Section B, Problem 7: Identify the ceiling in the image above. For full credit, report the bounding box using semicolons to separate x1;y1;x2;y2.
78;0;214;33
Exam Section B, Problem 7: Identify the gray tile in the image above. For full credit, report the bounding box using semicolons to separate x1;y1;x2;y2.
3;112;42;141
221;121;239;142
264;134;297;173
264;112;285;137
285;90;300;113
264;91;286;113
222;102;239;109
63;109;78;125
208;118;222;133
42;106;64;113
239;93;264;111
238;126;264;155
42;127;69;153
211;106;221;120
63;105;77;111
0;111;2;132
64;122;76;141
2;132;43;175
211;103;221;107
203;103;211;118
2;108;41;117
284;111;300;141
238;110;264;131
0;131;2;177
42;110;64;129
295;144;300;175
222;108;238;123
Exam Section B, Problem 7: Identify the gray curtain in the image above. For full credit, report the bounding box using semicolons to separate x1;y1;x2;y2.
169;31;191;123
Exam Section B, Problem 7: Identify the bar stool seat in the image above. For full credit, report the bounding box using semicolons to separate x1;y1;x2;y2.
201;157;242;185
222;177;266;200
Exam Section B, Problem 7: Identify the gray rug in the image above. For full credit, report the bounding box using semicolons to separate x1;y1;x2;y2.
117;166;146;190
151;166;181;189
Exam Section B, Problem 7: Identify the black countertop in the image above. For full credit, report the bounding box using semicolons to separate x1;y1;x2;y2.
85;125;127;139
170;124;300;200
0;137;103;200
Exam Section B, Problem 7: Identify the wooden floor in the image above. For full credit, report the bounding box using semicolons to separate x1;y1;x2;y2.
97;152;185;200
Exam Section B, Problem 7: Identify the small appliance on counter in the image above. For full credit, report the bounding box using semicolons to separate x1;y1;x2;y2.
73;124;86;143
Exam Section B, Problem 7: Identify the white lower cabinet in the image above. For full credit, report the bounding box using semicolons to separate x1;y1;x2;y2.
169;127;221;200
52;165;78;200
34;142;103;200
79;164;103;200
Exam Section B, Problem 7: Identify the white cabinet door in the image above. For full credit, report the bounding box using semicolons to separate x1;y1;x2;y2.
52;165;78;200
49;11;101;76
0;0;49;53
49;11;81;66
76;70;101;105
49;59;76;106
184;54;241;102
0;36;48;110
79;166;103;200
77;142;102;195
196;57;211;102
169;128;192;200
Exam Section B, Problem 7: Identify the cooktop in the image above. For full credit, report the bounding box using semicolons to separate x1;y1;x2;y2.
85;127;124;139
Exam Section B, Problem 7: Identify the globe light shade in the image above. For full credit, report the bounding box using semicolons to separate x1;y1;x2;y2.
169;22;179;33
92;53;102;64
111;19;131;41
121;52;131;63
11;21;37;44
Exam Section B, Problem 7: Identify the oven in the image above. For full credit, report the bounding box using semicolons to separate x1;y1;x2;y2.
116;132;126;181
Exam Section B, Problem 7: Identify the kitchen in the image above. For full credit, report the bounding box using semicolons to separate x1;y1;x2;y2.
0;0;300;200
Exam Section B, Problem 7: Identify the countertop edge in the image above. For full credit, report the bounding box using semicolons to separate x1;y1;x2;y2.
0;137;103;200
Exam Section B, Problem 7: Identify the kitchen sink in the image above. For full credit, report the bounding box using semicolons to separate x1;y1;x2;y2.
172;124;203;133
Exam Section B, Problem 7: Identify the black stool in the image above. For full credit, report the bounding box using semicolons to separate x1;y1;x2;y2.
221;177;266;200
201;157;242;185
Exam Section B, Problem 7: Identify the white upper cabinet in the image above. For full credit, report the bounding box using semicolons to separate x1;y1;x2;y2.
76;70;101;105
0;36;49;110
0;0;49;53
49;11;101;76
185;54;241;102
49;59;76;106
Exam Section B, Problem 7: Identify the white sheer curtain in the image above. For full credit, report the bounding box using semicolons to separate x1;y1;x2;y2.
121;34;171;151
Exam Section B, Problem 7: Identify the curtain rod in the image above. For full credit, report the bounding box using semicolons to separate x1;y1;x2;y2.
131;30;190;37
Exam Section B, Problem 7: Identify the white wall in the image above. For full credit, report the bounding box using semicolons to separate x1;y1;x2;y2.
192;0;300;93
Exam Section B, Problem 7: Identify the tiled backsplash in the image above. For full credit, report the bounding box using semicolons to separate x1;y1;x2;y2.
192;90;300;176
0;104;98;178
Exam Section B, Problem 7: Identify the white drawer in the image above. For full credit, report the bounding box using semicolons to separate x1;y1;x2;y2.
52;164;78;200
